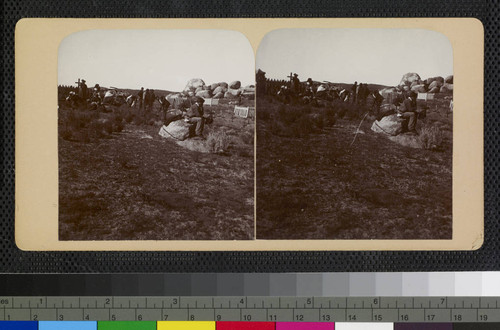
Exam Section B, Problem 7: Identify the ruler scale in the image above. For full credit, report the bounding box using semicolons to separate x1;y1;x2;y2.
0;297;499;322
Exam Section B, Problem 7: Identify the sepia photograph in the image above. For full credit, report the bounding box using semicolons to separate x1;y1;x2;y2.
256;29;454;240
57;29;255;241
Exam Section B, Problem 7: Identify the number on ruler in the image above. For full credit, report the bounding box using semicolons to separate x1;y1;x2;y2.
306;298;312;305
322;315;331;321
163;315;169;320
137;314;143;321
111;314;116;321
269;314;277;321
348;315;356;321
480;315;488;321
58;314;64;321
295;315;304;321
105;299;111;306
427;314;435;321
400;314;409;321
190;315;195;321
243;315;251;321
85;314;90;321
454;314;462;321
373;315;383;321
216;315;222;321
33;315;38;321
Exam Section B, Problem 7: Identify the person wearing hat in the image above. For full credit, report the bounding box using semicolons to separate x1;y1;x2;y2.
78;79;88;101
291;73;301;95
185;96;205;137
397;91;419;134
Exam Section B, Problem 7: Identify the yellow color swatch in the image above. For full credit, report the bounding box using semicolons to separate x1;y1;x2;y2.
157;321;216;330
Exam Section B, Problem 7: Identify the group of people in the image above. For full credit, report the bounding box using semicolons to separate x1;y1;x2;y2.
350;81;371;106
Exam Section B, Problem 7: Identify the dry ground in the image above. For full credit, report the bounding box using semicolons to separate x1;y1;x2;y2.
59;97;254;240
256;95;453;240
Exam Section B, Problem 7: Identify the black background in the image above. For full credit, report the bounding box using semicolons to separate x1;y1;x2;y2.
1;0;498;273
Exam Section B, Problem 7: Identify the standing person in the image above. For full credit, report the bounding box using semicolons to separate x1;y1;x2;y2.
78;79;88;101
185;96;205;137
143;89;150;112
137;87;144;110
397;91;418;134
351;81;358;104
148;89;156;111
291;73;300;95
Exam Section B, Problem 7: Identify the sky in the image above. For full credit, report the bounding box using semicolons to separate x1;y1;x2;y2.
58;29;255;91
256;29;453;86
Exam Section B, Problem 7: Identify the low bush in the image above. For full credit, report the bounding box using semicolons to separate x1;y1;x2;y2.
419;124;444;150
206;130;231;153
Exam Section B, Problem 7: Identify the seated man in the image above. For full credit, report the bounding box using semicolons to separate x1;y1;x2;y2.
397;91;418;134
185;96;205;137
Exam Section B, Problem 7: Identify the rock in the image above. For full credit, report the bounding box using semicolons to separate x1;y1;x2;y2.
195;87;203;94
445;75;453;84
440;84;453;93
218;82;228;88
226;88;242;96
229;80;241;89
213;86;227;95
428;87;440;93
411;84;427;93
164;109;183;125
434;76;445;84
399;73;421;87
184;78;205;92
166;93;191;109
159;121;193;141
210;83;219;90
196;90;212;98
428;80;443;90
371;114;403;136
213;92;224;99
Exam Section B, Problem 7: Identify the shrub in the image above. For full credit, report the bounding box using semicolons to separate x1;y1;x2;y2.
419;124;444;150
206;130;230;153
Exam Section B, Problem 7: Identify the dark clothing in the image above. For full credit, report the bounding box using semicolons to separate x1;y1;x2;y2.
187;103;204;118
79;83;88;100
351;83;358;103
399;98;418;131
137;89;144;109
186;103;205;136
291;76;300;94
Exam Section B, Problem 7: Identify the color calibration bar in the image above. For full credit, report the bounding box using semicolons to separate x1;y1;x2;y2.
0;321;500;330
2;273;500;296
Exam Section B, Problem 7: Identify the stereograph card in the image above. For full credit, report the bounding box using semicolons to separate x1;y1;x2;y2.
13;18;483;252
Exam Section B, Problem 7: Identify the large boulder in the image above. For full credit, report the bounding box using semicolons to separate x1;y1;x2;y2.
229;81;241;89
371;114;403;136
213;86;227;95
166;93;191;109
428;80;443;90
213;92;224;99
226;88;242;96
195;87;203;94
210;83;219;90
159;121;193;141
218;82;229;89
196;90;212;98
371;115;422;148
184;78;205;92
440;84;453;93
399;73;421;87
445;75;453;84
428;86;440;93
411;84;427;93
